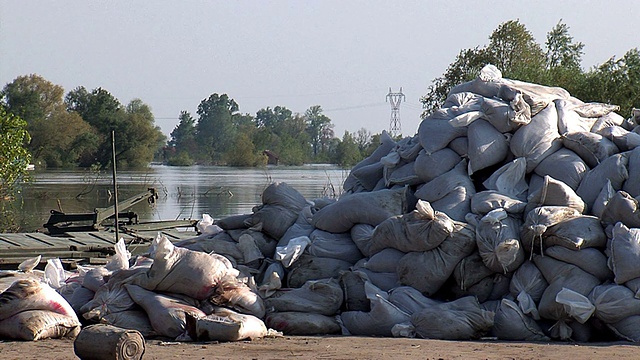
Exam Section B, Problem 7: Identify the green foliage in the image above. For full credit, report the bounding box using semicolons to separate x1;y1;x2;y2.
335;131;362;168
0;106;31;197
195;93;239;164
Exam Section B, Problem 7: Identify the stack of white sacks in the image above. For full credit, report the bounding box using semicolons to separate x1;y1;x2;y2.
4;64;640;343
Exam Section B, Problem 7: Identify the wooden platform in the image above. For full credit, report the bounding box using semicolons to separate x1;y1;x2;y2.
0;228;198;268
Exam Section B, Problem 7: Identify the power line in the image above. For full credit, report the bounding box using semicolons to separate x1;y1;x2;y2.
386;87;405;137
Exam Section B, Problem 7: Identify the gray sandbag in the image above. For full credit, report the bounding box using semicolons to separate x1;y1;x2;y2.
524;175;586;216
470;190;526;215
577;152;629;212
509;261;548;320
448;137;468;157
349;130;397;173
493;298;550;341
265;312;340;335
286;255;352;288
450;272;511;304
340;284;410;337
510;102;562;173
589;284;640;324
386;161;422;187
414;160;475;221
369;200;455;254
591;112;626;133
312;187;413;233
307;229;363;264
414;148;461;183
543;215;606;250
467;119;509;175
101;310;156;337
520;206;582;255
562;131;619;168
239;230;277;263
397;135;423;161
598;125;640;151
245;182;308;239
354;268;400;292
410;296;494;340
555;98;597;134
348;162;384;191
545;246;613;282
608;222;640;285
80;268;145;321
350;224;375;257
532;255;600;322
592;180;616;219
418;116;467;154
430;185;474;222
600;191;640;228
397;222;476;296
453;251;495;293
482;157;528;200
574;102;620;119
278;206;315;247
481;96;522;133
475;209;524;273
175;232;243;264
449;66;503;99
186;308;267;341
533;148;588;191
216;214;252;230
0;310;81;341
364;248;406;273
623;146;640;197
607;315;640;342
257;260;285;297
264;278;343;316
339;271;369;312
499;78;570;116
388;286;441;315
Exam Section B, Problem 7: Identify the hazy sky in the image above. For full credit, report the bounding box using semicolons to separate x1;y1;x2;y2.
1;1;638;138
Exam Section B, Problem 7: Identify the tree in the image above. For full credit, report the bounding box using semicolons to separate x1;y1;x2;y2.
195;93;239;164
304;105;334;157
335;131;362;167
355;127;372;154
168;111;197;164
1;74;65;124
0;106;31;198
255;106;292;132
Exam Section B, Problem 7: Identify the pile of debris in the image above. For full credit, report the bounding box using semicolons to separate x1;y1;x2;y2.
3;64;640;343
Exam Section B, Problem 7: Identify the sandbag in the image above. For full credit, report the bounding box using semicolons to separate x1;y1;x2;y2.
608;222;640;284
555;98;596;134
589;284;640;324
347;162;384;191
350;224;375;257
354;268;400;292
418;116;467;154
448;137;468;157
387;286;440;315
482;157;528;200
265;278;343;316
0;310;80;341
520;206;582;255
607;315;640;342
481;96;523;133
186;307;267;341
545;246;612;282
414;160;473;204
312;187;413;233
175;232;243;264
467;119;509;175
623;146;640;197
349;131;397;173
576;152;629;211
286;255;352;288
245;182;308;239
339;271;369;312
210;276;265;318
307;229;363;264
101;310;156;337
509;261;548;320
543;215;606;250
524;175;586;215
430;184;474;222
265;312;340;335
80;267;146;321
369;200;455;254
591;112;627;133
493;298;549;341
397;222;476;296
470;191;526;215
0;279;77;321
364;248;406;273
598;125;640;152
340;286;410;337
562;131;619;168
216;214;252;230
475;209;524;273
414;148;460;183
533;148;588;191
510;102;562;173
453;251;495;292
385;161;422;187
600;191;640;228
410;296;494;340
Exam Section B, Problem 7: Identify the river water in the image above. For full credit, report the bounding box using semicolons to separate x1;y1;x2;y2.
11;165;348;232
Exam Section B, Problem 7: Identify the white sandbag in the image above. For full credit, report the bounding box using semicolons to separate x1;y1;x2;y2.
312;187;412;233
0;310;80;341
80;268;146;321
554;98;596;134
414;148;461;183
397;222;476;296
524;175;586;215
573;102;619;119
275;236;311;268
470;190;526;215
510;102;562;173
130;234;235;300
186;307;267;341
493;298;549;341
125;284;205;339
369;200;455;254
81;266;111;292
411;296;494;340
545;246;613;282
388;286;440;315
601;191;640;228
482;157;528;200
265;312;340;335
475;209;524;273
577;152;629;211
196;214;223;236
0;279;77;321
265;278;343;316
449;65;503;99
307;229;363;264
533;148;588;191
608;222;640;284
467;119;509;175
509;261;548;320
520;206;582;255
588;284;640;324
286;255;352;288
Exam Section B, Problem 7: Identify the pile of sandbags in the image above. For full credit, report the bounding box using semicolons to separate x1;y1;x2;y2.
4;64;640;344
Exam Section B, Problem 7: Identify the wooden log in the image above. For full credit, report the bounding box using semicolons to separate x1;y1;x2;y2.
74;324;145;360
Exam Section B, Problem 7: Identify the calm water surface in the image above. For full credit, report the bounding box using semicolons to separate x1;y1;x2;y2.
12;165;348;231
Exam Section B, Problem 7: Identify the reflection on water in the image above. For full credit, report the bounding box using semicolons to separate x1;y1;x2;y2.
12;165;348;231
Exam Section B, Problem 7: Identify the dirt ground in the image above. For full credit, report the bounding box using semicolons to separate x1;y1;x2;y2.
1;336;638;360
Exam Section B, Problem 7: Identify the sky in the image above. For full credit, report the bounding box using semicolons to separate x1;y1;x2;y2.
1;1;638;139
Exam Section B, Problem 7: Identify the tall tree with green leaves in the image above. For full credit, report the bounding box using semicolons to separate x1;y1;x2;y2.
304;105;334;157
195;93;239;164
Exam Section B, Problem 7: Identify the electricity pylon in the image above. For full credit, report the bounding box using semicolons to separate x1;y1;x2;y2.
386;87;405;138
